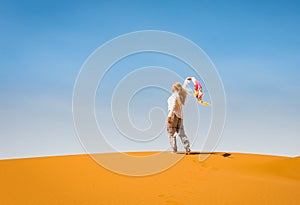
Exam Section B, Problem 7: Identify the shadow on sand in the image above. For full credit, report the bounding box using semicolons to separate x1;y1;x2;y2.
176;151;232;157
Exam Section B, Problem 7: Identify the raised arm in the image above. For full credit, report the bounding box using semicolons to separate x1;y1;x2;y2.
183;77;192;89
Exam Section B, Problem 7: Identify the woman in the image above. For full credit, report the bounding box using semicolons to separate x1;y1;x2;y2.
167;78;191;154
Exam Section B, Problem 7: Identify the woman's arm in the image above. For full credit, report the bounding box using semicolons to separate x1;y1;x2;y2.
167;95;176;123
183;77;192;89
168;95;176;118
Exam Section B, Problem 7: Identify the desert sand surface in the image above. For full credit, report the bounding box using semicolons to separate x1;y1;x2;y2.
0;152;299;205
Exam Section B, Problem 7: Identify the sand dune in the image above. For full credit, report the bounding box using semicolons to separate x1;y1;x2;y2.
0;152;299;205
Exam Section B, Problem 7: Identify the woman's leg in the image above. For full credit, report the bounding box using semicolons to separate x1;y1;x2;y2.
177;119;191;153
168;135;177;153
167;115;179;152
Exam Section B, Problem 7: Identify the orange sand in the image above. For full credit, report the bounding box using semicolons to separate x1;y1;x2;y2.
0;152;299;205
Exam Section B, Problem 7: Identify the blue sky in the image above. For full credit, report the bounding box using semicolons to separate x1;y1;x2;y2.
0;0;299;159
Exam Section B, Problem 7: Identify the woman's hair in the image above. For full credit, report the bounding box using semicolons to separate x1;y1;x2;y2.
173;82;189;105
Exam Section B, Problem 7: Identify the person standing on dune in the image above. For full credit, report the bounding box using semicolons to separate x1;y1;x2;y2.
167;78;192;154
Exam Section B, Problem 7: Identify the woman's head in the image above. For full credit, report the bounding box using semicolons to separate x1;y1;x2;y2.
172;82;188;105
